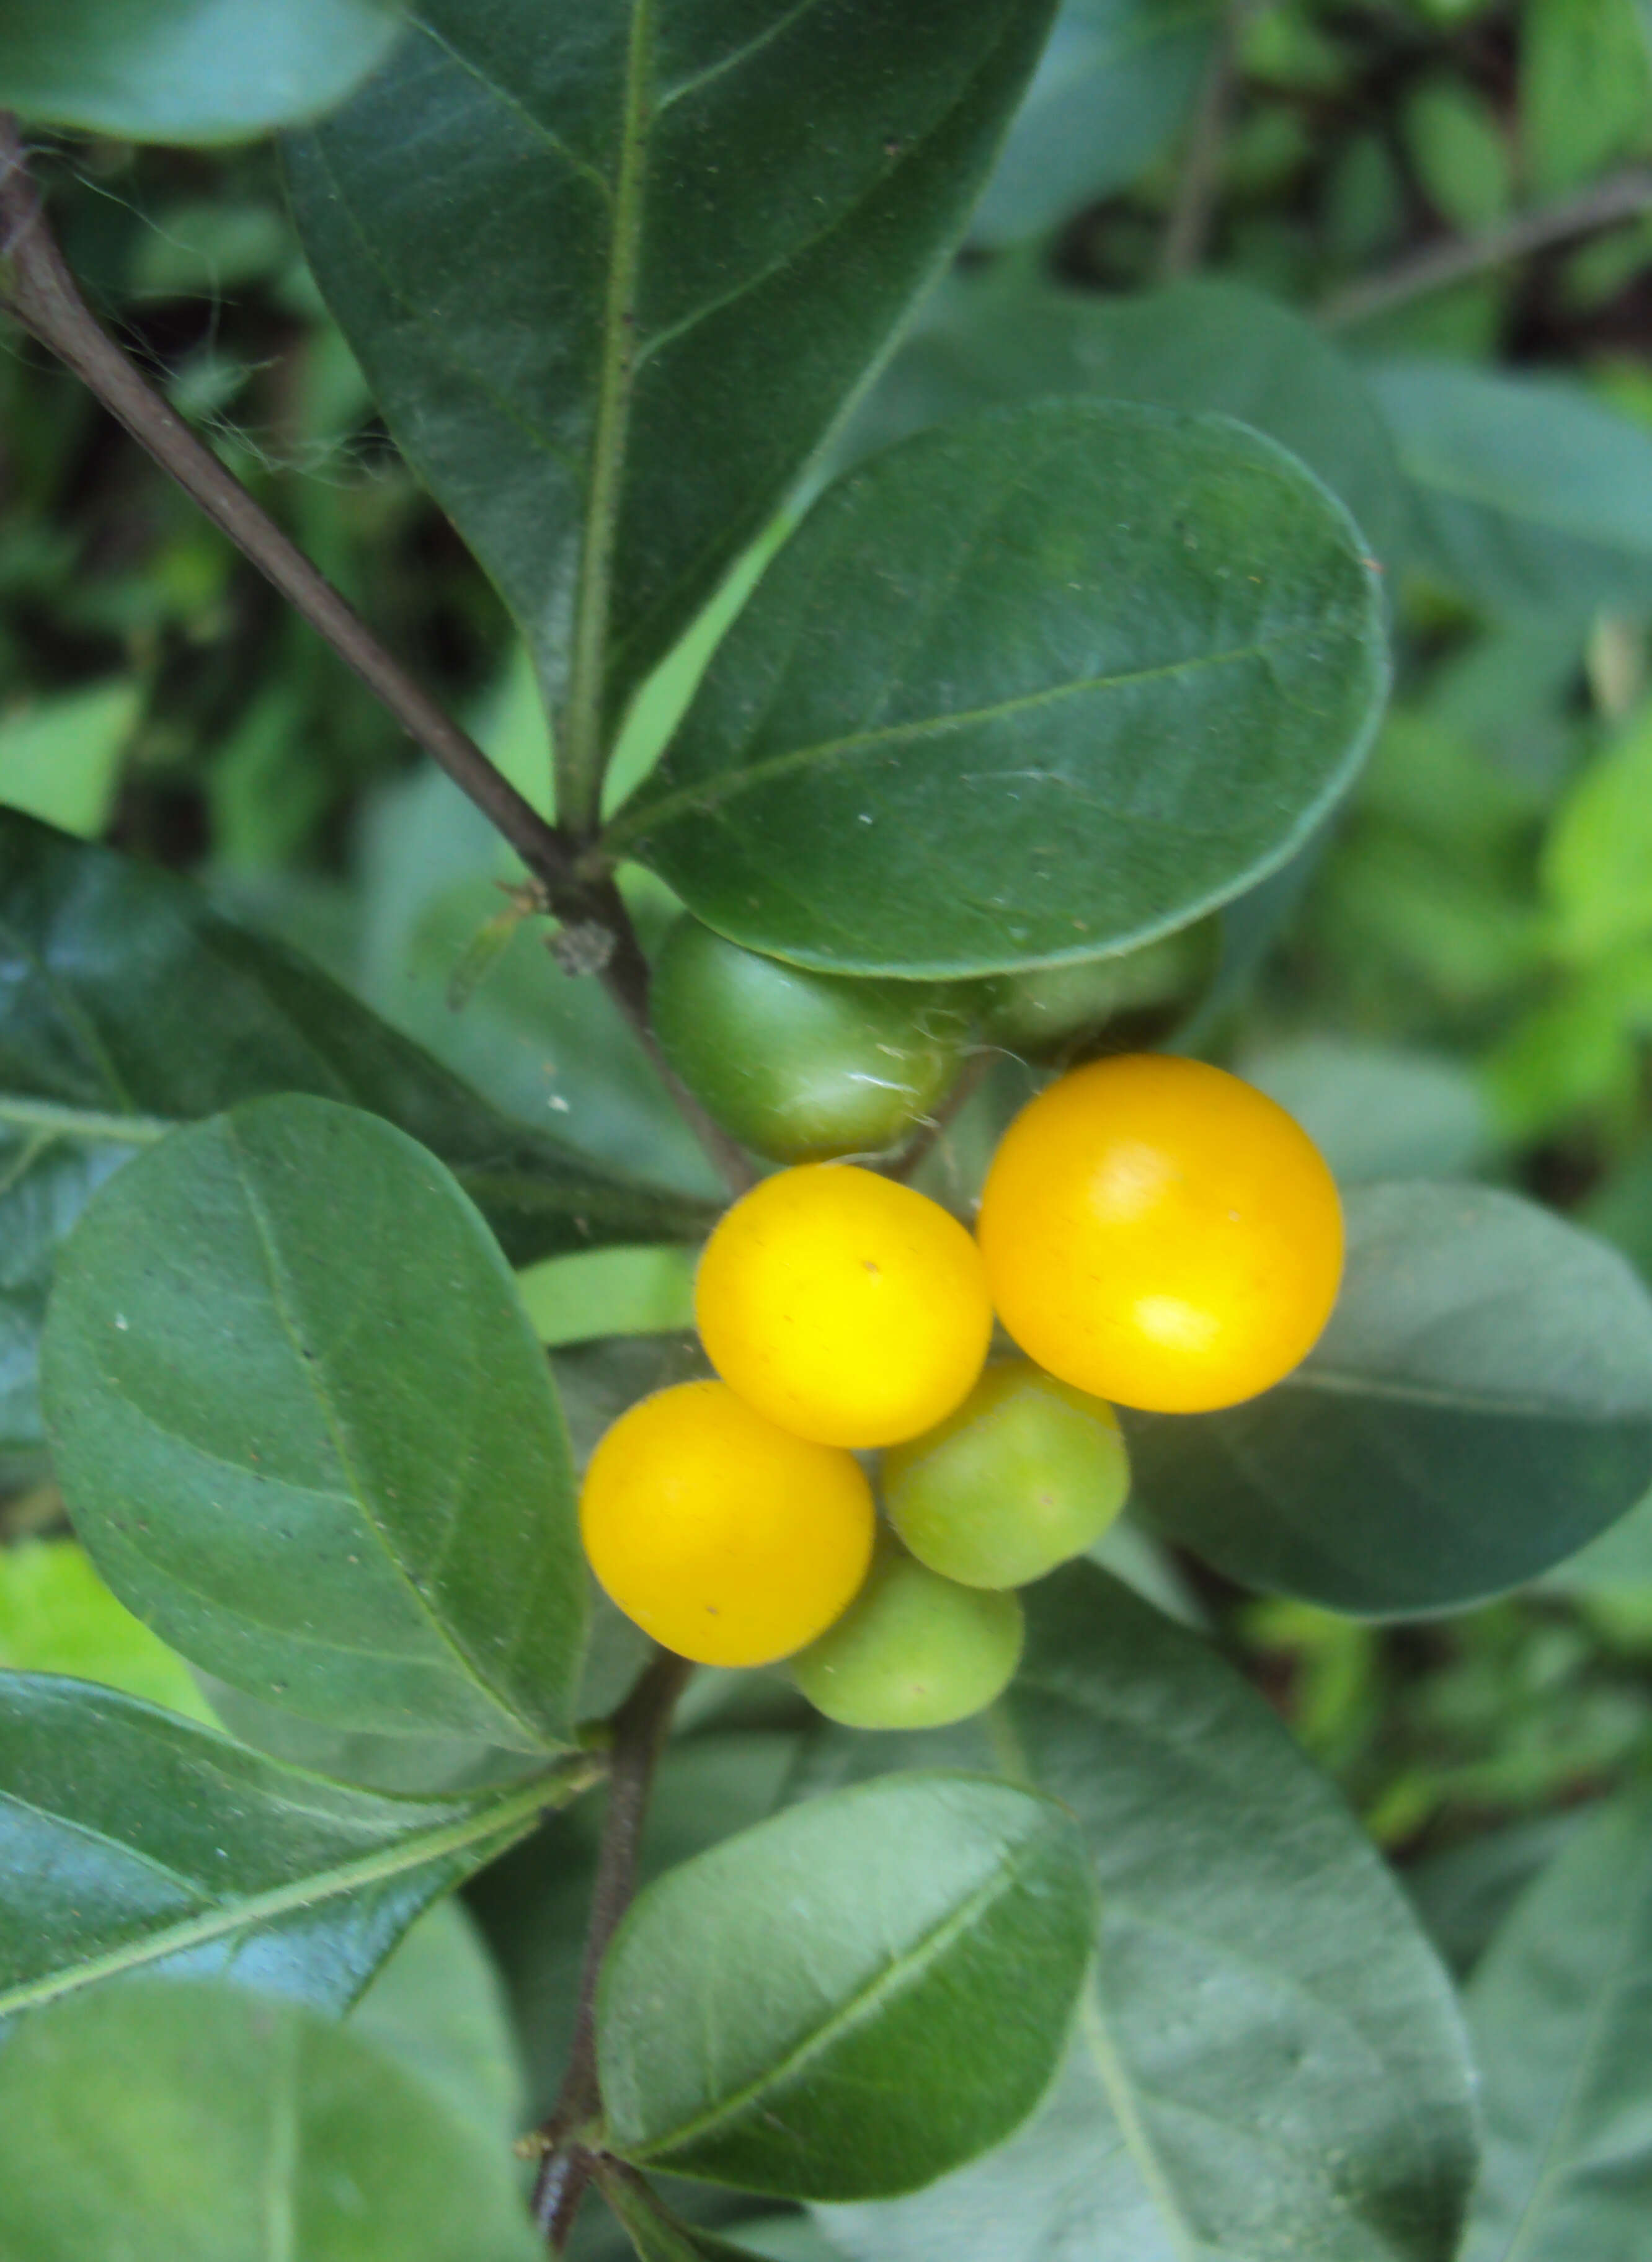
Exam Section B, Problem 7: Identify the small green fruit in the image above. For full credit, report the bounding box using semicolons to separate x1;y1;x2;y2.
883;1360;1130;1589
969;918;1220;1063
790;1536;1023;1730
651;917;967;1163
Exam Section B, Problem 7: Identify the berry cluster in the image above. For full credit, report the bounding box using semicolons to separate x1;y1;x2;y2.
579;925;1344;1730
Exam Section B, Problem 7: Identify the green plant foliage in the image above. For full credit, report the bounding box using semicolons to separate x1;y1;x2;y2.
0;1538;211;1719
0;681;140;839
0;0;404;141
1401;76;1513;231
351;1898;528;2144
1519;0;1652;196
42;1096;588;1750
1238;1039;1492;1181
0;1675;567;2023
1132;1182;1652;1614
0;1977;547;2261
0;814;706;1452
845;270;1408;562
284;0;1058;766
517;1244;697;1349
1461;1786;1652;2260
1541;698;1652;960
969;0;1218;242
597;1772;1097;2199
802;1566;1478;2261
1371;361;1652;618
613;400;1387;977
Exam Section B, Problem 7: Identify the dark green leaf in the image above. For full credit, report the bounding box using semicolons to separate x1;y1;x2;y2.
0;0;402;143
1462;1786;1652;2261
598;1772;1096;2200
804;1565;1478;2262
0;1977;546;2261
0;1674;579;2021
1371;361;1652;618
42;1095;587;1750
845;271;1408;562
615;400;1387;978
284;0;1058;752
1132;1182;1652;1615
0;813;708;1449
1404;1812;1588;1979
972;0;1217;243
601;2168;789;2262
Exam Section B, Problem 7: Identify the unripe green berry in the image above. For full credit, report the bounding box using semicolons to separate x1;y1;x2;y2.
790;1535;1023;1730
883;1360;1130;1589
969;918;1219;1063
651;917;967;1163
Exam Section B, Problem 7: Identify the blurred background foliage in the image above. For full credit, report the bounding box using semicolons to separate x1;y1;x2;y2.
8;0;1652;1982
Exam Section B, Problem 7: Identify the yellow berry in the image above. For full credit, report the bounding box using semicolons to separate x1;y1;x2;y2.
579;1380;874;1666
695;1164;993;1447
977;1054;1343;1413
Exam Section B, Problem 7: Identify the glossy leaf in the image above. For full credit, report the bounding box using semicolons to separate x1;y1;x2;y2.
0;1978;546;2262
1371;361;1652;618
1131;1181;1652;1615
1462;1786;1652;2262
0;813;708;1449
972;0;1217;243
846;270;1408;562
615;401;1387;978
0;1675;574;2022
42;1095;587;1749
598;1772;1096;2199
285;0;1058;747
0;0;405;142
807;1564;1478;2262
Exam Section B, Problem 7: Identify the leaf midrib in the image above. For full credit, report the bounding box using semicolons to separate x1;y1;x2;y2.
611;620;1351;846
0;1767;582;2018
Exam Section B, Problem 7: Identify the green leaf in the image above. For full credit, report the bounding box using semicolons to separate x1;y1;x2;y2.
601;2168;793;2262
598;1772;1097;2200
1130;1181;1652;1615
517;1244;696;1348
1238;1040;1491;1181
844;270;1408;563
0;1977;546;2261
806;1565;1478;2262
0;1674;577;2022
283;0;1059;789
352;1897;527;2144
42;1094;587;1750
1401;76;1512;231
0;680;139;838
1462;1786;1652;2261
1543;699;1652;959
1371;361;1652;618
0;1537;211;1721
0;813;709;1448
613;400;1388;978
971;0;1218;243
0;0;405;143
1521;0;1652;197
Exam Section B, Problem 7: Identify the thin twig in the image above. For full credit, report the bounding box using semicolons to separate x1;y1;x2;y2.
530;1646;695;2248
888;1049;995;1187
0;121;755;1201
1319;166;1652;330
1160;1;1248;280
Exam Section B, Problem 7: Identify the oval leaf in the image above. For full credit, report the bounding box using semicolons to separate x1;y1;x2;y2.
0;1674;571;2022
612;401;1388;977
42;1095;587;1748
0;0;404;143
805;1564;1478;2262
0;1977;544;2262
285;0;1057;745
598;1772;1097;2200
1462;1786;1652;2262
1131;1181;1652;1615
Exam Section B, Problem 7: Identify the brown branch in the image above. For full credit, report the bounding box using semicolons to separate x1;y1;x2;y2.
0;122;755;1200
1159;2;1248;281
530;1645;695;2248
888;1049;994;1187
1319;167;1652;330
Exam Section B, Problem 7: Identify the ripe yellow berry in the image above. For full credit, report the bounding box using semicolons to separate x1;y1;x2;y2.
579;1380;874;1666
976;1054;1343;1414
695;1164;993;1447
